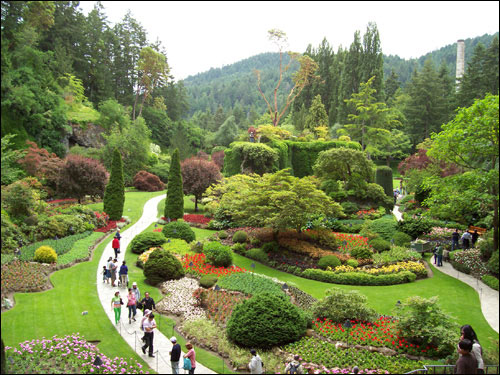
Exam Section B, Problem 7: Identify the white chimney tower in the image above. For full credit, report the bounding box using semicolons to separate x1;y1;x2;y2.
456;39;465;88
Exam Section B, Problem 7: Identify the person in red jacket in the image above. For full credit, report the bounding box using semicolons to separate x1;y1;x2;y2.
112;237;120;258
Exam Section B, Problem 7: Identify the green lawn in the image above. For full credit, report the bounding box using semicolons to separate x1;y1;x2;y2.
1;191;165;372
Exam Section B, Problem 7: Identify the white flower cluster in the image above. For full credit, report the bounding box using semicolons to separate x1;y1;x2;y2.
157;277;206;321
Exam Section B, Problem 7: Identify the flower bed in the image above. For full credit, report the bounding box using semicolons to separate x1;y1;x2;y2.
193;288;248;326
314;317;438;357
4;333;149;374
183;214;212;225
156;278;206;321
1;260;53;296
19;231;93;262
283;337;423;374
182;253;246;277
302;268;417;286
420;227;455;241
333;233;372;254
450;249;489;277
330;261;427;278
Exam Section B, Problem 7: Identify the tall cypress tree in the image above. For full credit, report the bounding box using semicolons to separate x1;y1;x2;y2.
164;148;184;220
103;148;125;220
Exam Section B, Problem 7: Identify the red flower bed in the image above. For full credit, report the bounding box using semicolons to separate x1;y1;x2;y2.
46;198;78;205
182;253;246;277
333;232;372;252
183;214;212;225
314;317;438;357
93;211;125;233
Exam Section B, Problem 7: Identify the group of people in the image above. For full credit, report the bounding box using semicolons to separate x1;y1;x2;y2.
452;229;480;251
103;230;128;287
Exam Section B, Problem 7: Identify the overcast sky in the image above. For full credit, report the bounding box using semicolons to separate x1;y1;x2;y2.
78;1;499;80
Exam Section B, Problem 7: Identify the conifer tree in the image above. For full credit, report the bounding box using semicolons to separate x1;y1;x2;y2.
103;148;125;220
164;148;184;220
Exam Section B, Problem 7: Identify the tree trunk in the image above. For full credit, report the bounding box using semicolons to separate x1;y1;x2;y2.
194;196;198;213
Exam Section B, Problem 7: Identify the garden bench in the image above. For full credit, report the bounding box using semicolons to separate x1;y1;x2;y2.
468;225;487;235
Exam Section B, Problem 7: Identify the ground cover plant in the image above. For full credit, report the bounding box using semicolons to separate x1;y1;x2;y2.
3;333;149;374
216;272;284;296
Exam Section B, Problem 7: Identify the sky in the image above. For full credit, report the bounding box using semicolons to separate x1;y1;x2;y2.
78;1;499;80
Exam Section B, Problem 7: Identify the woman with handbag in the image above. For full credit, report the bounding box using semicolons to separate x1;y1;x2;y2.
183;342;196;374
111;291;122;325
126;288;137;324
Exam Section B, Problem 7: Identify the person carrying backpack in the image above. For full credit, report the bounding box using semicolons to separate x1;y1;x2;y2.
285;355;303;374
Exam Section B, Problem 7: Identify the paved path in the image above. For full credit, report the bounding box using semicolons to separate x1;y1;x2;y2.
96;195;216;374
393;198;499;333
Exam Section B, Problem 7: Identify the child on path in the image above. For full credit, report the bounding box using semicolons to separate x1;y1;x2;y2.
459;325;484;374
102;266;108;283
106;257;113;285
456;339;478;374
111;291;122;325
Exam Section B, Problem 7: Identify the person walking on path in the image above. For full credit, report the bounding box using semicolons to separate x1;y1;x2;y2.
140;309;152;343
111;291;122;325
141;313;157;358
119;260;128;288
459;325;484;374
126;288;137;324
248;349;263;374
184;342;196;374
140;292;156;314
436;245;443;267
110;258;118;287
462;231;472;250
112;236;120;259
169;336;181;375
132;282;141;304
284;354;303;374
114;229;121;240
452;229;460;251
106;257;113;285
456;339;478;374
102;265;108;283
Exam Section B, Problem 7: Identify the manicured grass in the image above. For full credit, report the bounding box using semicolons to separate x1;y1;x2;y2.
1;191;165;372
231;252;498;354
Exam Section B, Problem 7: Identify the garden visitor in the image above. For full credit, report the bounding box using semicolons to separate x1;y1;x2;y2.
141;313;157;358
102;265;108;283
140;309;152;343
183;342;196;374
351;366;360;374
459;325;484;374
248;349;263;374
471;230;479;247
112;236;120;259
126;287;137;324
132;282;141;303
114;229;121;240
119;260;128;288
284;354;303;374
111;291;122;325
433;246;438;265
455;339;478;374
169;336;181;374
106;257;114;285
452;229;460;251
140;292;156;314
110;258;118;287
461;231;472;250
436;245;443;267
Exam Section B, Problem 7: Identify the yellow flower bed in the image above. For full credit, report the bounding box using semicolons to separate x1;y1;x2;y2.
330;261;426;276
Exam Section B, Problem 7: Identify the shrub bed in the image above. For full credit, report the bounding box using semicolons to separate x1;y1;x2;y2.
481;275;499;291
18;231;92;262
143;249;184;285
302;268;417;285
204;241;233;267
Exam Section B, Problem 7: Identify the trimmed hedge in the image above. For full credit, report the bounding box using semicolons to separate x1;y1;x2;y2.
34;246;57;264
302;268;417;285
482;275;499;291
128;232;166;254
375;165;393;197
164;148;184;220
143;249;184;285
232;230;248;243
227;293;308;348
317;255;341;270
199;274;218;288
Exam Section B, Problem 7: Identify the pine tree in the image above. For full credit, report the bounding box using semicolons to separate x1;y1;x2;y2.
164;148;184;220
103;148;125;220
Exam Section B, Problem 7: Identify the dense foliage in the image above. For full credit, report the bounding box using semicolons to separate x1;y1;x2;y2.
162;220;195;243
143;248;185;285
164;148;184;220
103;148;124;220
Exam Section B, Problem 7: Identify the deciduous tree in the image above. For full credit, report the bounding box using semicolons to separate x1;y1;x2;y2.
181;157;222;212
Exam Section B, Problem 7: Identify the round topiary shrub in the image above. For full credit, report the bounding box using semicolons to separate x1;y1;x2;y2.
246;248;269;264
129;232;167;254
34;245;57;263
162;220;196;243
204;241;232;267
199;274;218;288
317;255;341;270
369;238;391;252
133;170;165;192
217;230;228;239
312;288;377;323
346;259;359;268
393;231;413;247
227;292;308;348
143;249;184;285
232;230;248;243
350;245;373;260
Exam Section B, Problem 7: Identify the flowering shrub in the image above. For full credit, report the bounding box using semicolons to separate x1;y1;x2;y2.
451;249;489;277
4;333;149;374
355;208;383;220
330;261;426;278
137;247;163;268
313;317;438;357
157;278;205;321
420;227;455;241
182;253;246;277
1;260;52;295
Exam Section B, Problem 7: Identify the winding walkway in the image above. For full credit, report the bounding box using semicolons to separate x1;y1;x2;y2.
393;202;499;333
95;195;216;374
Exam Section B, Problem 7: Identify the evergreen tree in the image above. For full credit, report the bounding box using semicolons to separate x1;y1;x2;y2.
215;115;239;147
103;148;125;220
385;69;401;104
164;148;184;220
305;95;328;134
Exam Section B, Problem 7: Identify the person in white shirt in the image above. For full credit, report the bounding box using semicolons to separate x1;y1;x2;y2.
248;349;263;374
141;313;157;358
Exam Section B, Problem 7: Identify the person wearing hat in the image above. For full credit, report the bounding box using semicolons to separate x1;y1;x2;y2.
169;336;181;374
248;349;263;374
132;282;141;306
140;309;152;343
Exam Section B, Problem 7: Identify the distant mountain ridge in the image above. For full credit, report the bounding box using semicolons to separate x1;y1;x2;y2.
182;32;498;116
